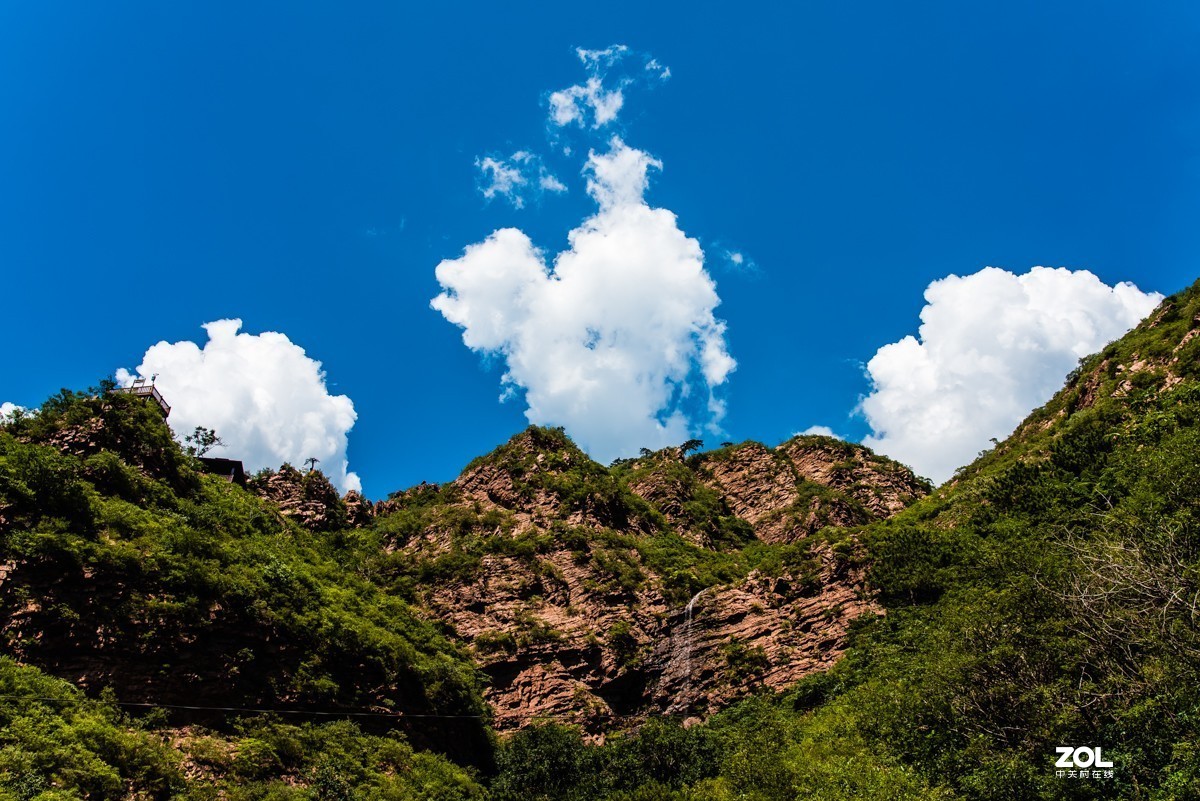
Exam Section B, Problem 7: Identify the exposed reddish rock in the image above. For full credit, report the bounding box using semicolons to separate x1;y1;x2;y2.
617;449;753;548
45;416;106;457
1073;361;1108;412
420;547;670;731
625;470;690;524
416;532;876;733
646;555;874;716
456;458;568;527
677;440;925;544
1112;321;1199;395
343;490;375;528
248;464;346;531
18;399;196;491
454;430;653;533
778;437;931;517
389;428;920;733
362;482;442;521
699;444;800;538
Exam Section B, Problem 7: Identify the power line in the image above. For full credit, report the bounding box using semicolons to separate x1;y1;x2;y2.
0;694;693;723
0;695;484;719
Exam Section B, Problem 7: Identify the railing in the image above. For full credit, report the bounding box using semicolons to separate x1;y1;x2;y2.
110;384;171;416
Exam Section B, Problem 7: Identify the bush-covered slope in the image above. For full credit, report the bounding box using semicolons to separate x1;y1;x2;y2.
0;656;485;799
6;281;1198;797
0;383;928;794
469;279;1200;801
0;387;489;768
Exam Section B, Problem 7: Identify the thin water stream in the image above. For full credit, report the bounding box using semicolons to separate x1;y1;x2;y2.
678;587;711;704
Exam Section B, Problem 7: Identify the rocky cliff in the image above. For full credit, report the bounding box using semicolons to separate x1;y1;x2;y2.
358;427;928;733
247;463;348;531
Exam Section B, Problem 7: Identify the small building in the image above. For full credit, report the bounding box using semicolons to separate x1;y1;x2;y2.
110;377;171;417
197;456;246;485
109;380;245;485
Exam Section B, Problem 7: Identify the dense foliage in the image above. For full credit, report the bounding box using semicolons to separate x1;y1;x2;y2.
0;387;490;794
0;657;486;800
484;281;1200;800
2;282;1199;797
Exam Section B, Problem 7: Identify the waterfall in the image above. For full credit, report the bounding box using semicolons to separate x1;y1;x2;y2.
677;587;710;707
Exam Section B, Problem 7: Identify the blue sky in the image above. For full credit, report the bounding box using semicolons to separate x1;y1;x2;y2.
3;2;1198;497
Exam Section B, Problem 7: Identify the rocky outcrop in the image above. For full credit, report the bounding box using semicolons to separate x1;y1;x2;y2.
698;444;802;537
386;427;922;734
248;465;347;531
418;534;875;733
646;556;874;717
663;439;928;544
343;490;375;528
237;427;926;732
1010;303;1200;445
778;437;932;517
421;547;669;731
454;429;653;533
45;416;107;457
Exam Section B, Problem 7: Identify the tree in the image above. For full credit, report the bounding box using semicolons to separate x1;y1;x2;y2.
184;426;225;457
681;439;704;455
304;457;320;472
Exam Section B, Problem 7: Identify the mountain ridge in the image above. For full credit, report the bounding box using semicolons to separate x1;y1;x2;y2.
1;279;1199;797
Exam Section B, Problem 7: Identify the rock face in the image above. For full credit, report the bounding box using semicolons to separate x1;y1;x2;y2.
343;490;376;528
698;444;804;539
779;437;932;517
646;559;870;717
248;464;347;531
687;438;930;544
379;428;927;734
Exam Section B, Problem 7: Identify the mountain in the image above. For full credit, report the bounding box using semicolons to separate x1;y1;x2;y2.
210;425;931;734
1;279;1198;798
0;375;926;796
366;427;926;732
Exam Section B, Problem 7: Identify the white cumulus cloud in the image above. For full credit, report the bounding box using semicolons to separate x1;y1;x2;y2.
539;172;567;193
577;45;630;72
796;425;838;438
118;319;361;492
860;266;1163;484
1;402;27;421
476;156;526;206
433;137;735;463
645;58;671;80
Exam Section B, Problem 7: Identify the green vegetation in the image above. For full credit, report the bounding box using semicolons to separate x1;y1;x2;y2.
0;387;490;784
606;620;639;667
248;462;350;531
490;720;722;801
0;658;180;798
719;639;769;681
611;455;756;551
357;431;830;605
0;656;486;799
613;278;1200;799
177;716;486;799
461;426;663;532
4;280;1200;797
472;631;518;655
